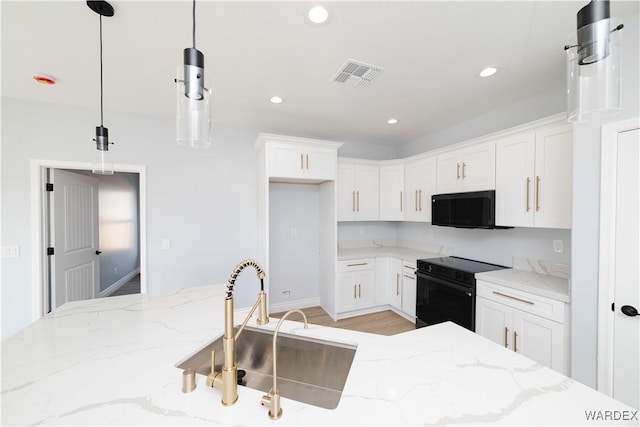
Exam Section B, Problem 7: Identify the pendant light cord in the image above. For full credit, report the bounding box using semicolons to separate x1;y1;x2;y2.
99;14;104;127
192;0;196;48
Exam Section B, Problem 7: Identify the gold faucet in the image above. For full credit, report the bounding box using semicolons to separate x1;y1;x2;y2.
260;309;308;420
206;259;268;406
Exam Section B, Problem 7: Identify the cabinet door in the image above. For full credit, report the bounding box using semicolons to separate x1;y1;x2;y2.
534;124;572;229
337;272;357;313
375;257;389;306
356;270;376;309
495;132;535;227
401;271;416;317
379;165;404;221
305;146;337;181
269;142;304;179
337;163;356;221
355;165;380;221
436;150;463;194
462;141;496;191
404;157;435;222
388;258;402;309
513;310;564;373
476;297;514;349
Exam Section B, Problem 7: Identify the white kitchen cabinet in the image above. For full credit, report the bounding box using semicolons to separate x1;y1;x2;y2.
379;163;404;221
338;160;380;221
267;141;337;181
337;259;376;313
495;124;572;229
388;257;403;309
476;280;568;374
404;156;436;222
436;141;496;194
401;261;417;318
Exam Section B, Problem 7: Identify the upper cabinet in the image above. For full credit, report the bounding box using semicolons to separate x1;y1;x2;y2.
379;163;404;221
495;123;572;229
256;133;343;182
404;156;437;222
338;160;380;221
436;141;496;194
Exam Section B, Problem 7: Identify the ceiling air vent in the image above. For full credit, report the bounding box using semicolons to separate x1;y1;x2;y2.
332;59;384;88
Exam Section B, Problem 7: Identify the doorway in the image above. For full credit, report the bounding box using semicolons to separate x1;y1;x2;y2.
30;160;147;320
598;117;640;410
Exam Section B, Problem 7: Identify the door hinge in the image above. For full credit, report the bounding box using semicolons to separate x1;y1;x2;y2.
46;183;54;192
47;247;54;256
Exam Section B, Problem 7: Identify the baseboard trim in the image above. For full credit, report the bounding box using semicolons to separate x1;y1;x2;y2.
100;268;140;297
269;297;321;314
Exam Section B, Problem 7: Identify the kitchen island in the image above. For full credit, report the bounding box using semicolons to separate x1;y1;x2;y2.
1;284;636;426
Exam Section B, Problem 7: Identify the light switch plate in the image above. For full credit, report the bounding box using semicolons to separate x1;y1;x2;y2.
161;239;170;250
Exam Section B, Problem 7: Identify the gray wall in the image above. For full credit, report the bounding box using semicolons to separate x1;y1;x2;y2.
1;97;262;339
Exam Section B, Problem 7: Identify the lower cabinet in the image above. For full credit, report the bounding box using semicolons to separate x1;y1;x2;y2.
388;258;403;309
337;259;376;313
401;261;417;318
476;280;568;374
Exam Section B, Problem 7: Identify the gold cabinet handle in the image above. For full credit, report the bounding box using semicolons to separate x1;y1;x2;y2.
492;291;534;305
300;153;304;170
358;284;361;298
418;189;422;211
356;191;360;212
415;190;418;212
513;331;518;353
400;191;403;212
403;264;414;269
457;163;460;179
306;154;309;170
504;327;509;348
353;284;357;299
403;274;415;280
526;177;531;212
462;162;466;179
347;262;368;267
352;191;355;212
396;273;400;295
535;176;541;212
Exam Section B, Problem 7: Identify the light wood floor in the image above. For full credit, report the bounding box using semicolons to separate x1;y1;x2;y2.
271;306;415;336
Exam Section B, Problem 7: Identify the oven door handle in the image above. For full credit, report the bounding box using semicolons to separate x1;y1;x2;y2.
416;271;474;295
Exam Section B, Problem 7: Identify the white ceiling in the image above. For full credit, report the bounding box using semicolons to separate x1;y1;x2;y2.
2;1;638;145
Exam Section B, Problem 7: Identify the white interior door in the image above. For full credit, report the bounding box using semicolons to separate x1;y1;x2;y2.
51;169;100;309
612;128;640;409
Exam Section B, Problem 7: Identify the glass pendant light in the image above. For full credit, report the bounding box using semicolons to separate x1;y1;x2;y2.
565;0;624;122
176;0;211;147
88;1;115;175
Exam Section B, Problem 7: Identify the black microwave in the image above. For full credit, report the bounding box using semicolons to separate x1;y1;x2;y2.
431;190;508;229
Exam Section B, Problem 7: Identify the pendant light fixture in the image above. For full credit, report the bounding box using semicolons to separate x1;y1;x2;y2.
564;0;624;122
176;0;211;147
87;0;115;175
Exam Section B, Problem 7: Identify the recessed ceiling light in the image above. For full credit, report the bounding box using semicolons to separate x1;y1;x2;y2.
479;67;498;78
387;118;398;125
308;5;329;24
270;96;283;104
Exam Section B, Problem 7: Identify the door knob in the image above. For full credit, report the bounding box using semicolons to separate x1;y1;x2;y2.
621;305;638;317
96;250;102;255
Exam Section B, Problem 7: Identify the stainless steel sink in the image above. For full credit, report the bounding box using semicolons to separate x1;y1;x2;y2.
175;325;357;410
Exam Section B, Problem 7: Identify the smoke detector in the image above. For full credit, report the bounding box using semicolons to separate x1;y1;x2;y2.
332;59;383;88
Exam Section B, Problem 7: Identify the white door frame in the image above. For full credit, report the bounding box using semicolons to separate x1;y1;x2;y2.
30;159;147;321
597;116;640;396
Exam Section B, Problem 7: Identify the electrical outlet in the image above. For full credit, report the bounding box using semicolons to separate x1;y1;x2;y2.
161;239;170;250
553;240;564;253
1;246;20;258
282;291;291;300
290;228;297;237
114;267;118;275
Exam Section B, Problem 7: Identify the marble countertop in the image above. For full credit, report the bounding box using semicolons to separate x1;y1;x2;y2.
1;284;631;426
337;245;440;262
476;259;571;303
